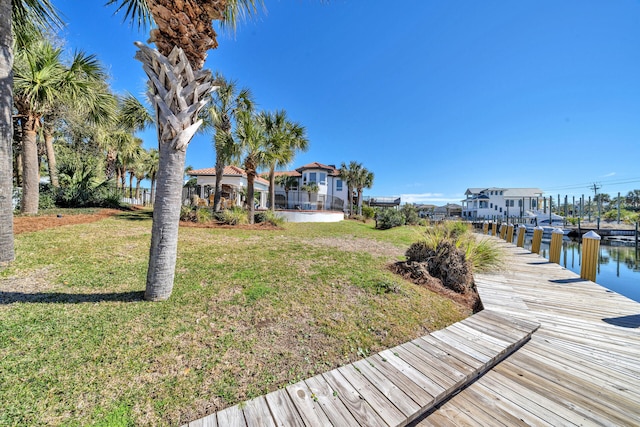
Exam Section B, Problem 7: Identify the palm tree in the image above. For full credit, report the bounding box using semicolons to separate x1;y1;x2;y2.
339;161;361;217
260;110;308;212
301;182;319;207
1;0;61;262
275;174;298;209
205;75;253;211
13;38;109;214
236;110;267;224
145;148;159;204
107;0;263;300
353;166;374;216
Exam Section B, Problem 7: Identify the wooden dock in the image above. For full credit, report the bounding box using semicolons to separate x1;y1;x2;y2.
415;239;640;426
184;238;640;426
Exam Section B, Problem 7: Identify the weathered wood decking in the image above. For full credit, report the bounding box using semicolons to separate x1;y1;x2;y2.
415;239;640;426
185;237;640;426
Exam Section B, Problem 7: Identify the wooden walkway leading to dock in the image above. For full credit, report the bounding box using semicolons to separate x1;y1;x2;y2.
416;239;640;426
185;238;640;426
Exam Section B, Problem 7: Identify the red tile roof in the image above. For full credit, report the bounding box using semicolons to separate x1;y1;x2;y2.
294;162;341;176
189;165;269;185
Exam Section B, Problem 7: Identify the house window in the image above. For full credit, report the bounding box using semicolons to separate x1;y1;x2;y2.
309;172;317;183
495;206;498;211
336;179;343;191
319;173;326;185
499;207;502;212
518;200;522;207
500;191;504;195
490;203;493;208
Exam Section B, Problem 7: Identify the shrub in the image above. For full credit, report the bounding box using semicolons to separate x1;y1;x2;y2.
180;206;197;222
400;204;420;225
361;205;376;220
254;210;285;226
38;183;57;210
219;206;248;225
376;208;405;230
196;207;212;223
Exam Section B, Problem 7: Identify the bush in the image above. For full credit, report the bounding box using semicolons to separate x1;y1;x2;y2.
361;205;376;220
218;206;248;225
196;207;212;223
400;204;420;225
254;210;285;226
38;183;57;210
376;208;405;230
180;206;197;222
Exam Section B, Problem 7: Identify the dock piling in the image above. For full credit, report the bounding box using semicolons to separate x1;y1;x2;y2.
531;226;543;254
580;231;601;282
506;224;514;243
549;228;564;264
516;225;526;247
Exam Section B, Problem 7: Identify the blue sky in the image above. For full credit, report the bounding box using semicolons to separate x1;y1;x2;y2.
54;0;640;205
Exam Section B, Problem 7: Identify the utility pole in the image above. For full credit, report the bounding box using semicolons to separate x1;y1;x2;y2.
592;183;601;229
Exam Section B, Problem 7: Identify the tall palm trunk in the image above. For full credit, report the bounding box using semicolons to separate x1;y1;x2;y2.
135;42;212;301
128;170;134;198
213;157;224;211
268;166;276;211
150;174;156;205
20;115;40;214
247;170;256;224
0;0;14;262
105;149;117;180
43;125;58;187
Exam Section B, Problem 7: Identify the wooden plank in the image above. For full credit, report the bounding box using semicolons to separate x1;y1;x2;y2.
429;330;492;364
285;380;332;427
375;350;449;398
402;340;475;381
415;335;484;371
304;375;360;426
216;405;246;427
337;363;407;427
264;389;305;427
243;396;276;427
357;354;434;408
352;358;422;418
197;414;217;427
393;344;466;388
321;369;388;427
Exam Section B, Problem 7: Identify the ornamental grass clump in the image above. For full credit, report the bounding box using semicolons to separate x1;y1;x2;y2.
392;221;502;312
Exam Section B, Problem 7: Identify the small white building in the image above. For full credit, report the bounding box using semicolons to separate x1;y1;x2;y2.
272;162;349;211
461;187;543;219
187;165;269;208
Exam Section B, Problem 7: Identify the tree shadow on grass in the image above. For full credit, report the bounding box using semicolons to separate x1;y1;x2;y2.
115;210;154;221
0;291;145;305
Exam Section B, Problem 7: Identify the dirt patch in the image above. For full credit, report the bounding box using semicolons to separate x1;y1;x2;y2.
13;209;124;235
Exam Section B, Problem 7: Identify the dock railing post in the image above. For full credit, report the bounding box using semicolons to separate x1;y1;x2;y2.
499;222;507;240
531;226;543;254
491;221;497;236
506;223;514;243
580;231;601;282
549;228;564;264
516;224;526;247
483;221;489;235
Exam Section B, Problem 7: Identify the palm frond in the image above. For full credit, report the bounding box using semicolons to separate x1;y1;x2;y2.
105;0;153;30
220;0;266;32
12;0;64;48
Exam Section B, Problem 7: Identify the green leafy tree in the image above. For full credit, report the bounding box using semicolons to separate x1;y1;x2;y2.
236;110;268;224
339;161;361;216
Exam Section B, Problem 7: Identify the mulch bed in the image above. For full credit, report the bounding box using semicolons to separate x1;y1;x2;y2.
13;209;124;235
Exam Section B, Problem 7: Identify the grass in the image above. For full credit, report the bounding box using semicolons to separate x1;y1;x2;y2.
0;211;469;426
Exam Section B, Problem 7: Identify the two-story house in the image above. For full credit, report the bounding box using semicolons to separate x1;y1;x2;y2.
272;162;349;211
461;187;543;219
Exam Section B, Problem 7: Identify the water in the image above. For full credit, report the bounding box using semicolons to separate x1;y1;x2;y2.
522;237;640;303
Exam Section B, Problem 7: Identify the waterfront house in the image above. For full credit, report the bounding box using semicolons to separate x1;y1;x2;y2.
272;162;349;211
461;187;543;219
187;165;269;208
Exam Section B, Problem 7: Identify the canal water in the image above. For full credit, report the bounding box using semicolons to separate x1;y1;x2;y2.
521;237;640;303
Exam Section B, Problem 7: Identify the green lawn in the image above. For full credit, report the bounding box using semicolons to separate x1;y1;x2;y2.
0;210;469;426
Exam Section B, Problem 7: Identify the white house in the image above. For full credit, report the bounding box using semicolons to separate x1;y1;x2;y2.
461;187;544;219
272;162;348;211
187;165;269;208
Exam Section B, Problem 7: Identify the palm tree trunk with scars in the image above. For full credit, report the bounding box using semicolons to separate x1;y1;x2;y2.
135;42;213;301
0;0;14;263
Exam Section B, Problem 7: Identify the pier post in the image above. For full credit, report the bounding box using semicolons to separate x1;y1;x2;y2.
506;224;514;243
491;221;497;236
549;228;564;264
531;226;543;254
499;222;507;240
580;231;601;282
516;224;526;247
483;221;489;235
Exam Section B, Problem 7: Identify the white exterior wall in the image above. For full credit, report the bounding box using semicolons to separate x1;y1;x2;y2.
195;175;268;208
275;169;348;211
